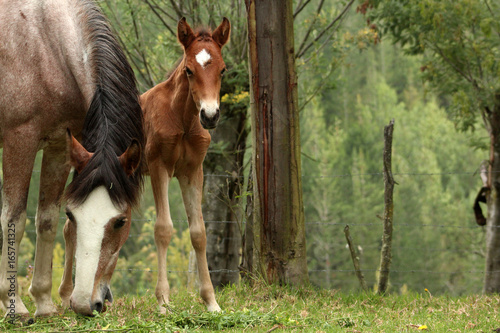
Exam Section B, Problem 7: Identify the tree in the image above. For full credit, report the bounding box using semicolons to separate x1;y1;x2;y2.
245;0;309;285
364;0;500;293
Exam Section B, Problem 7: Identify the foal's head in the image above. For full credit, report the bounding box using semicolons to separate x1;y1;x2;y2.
177;17;230;129
64;132;141;315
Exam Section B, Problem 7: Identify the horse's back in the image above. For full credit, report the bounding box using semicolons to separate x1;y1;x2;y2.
0;0;94;145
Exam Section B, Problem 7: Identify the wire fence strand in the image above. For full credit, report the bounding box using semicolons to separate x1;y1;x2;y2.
12;168;490;295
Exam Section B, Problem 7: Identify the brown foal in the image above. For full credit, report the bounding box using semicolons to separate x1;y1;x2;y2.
141;17;230;313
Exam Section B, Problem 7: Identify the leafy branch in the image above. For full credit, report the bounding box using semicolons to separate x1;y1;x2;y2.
296;0;356;59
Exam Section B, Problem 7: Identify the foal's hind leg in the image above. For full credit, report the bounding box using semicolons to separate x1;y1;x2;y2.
0;130;39;318
150;161;174;314
29;145;70;316
178;169;221;312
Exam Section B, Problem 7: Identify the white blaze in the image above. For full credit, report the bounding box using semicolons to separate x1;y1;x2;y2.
195;49;211;69
70;186;121;306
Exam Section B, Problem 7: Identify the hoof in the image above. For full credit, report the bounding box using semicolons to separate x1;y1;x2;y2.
34;303;58;317
34;310;59;318
207;303;221;312
61;299;70;309
3;312;33;324
22;317;35;326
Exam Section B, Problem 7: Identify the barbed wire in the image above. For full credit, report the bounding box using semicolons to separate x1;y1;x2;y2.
316;170;486;178
22;216;491;232
16;261;495;277
9;168;491;292
16;259;495;276
27;169;488;177
17;262;240;275
309;269;499;275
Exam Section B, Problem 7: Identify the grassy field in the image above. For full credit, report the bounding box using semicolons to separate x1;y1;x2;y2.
1;281;499;332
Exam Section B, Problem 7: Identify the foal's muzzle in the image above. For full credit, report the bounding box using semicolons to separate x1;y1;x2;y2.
200;108;220;129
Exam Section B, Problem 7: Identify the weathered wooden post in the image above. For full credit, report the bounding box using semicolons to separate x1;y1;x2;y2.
378;119;395;294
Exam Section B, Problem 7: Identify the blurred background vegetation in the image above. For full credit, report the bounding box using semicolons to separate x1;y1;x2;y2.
10;0;492;300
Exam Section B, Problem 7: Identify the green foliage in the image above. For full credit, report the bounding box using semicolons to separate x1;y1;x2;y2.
294;0;380;114
300;32;486;295
51;242;64;301
366;0;500;132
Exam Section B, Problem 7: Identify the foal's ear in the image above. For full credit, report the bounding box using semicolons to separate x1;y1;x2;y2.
212;17;230;48
177;17;195;49
66;129;93;173
118;139;141;176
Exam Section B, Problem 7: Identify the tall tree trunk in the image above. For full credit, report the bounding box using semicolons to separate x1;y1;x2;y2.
203;103;248;287
245;0;309;285
484;97;500;293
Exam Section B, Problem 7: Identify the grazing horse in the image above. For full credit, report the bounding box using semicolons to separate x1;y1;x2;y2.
0;0;144;317
141;17;230;313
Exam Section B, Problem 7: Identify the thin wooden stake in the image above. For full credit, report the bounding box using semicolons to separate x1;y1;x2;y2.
378;119;395;295
344;225;367;292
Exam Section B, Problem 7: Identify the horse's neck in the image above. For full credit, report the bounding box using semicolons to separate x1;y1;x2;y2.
166;67;199;132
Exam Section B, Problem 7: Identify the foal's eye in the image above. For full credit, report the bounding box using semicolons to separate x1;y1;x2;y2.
185;67;193;76
114;218;127;230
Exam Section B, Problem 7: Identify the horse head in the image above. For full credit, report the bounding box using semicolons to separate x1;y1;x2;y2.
61;131;141;315
177;17;230;129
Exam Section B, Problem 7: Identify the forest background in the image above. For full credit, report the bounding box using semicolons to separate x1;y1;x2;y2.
10;0;491;301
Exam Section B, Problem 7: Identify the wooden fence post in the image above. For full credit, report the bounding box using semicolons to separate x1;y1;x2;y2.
378;119;395;294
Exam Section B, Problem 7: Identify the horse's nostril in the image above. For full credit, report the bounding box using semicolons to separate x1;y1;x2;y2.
93;301;103;313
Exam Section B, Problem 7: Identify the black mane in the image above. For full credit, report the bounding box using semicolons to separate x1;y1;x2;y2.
66;1;144;208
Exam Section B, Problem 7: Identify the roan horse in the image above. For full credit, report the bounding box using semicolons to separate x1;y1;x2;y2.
141;17;230;313
0;0;144;317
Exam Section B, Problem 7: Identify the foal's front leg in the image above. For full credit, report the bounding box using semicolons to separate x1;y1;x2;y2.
29;145;70;316
150;161;174;314
178;169;221;312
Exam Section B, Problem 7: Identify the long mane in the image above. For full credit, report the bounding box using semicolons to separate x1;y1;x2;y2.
65;1;144;208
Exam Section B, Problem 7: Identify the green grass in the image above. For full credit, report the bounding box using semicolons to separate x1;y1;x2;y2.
1;282;499;332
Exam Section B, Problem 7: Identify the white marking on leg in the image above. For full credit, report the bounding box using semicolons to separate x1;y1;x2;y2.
68;187;121;312
195;49;211;69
